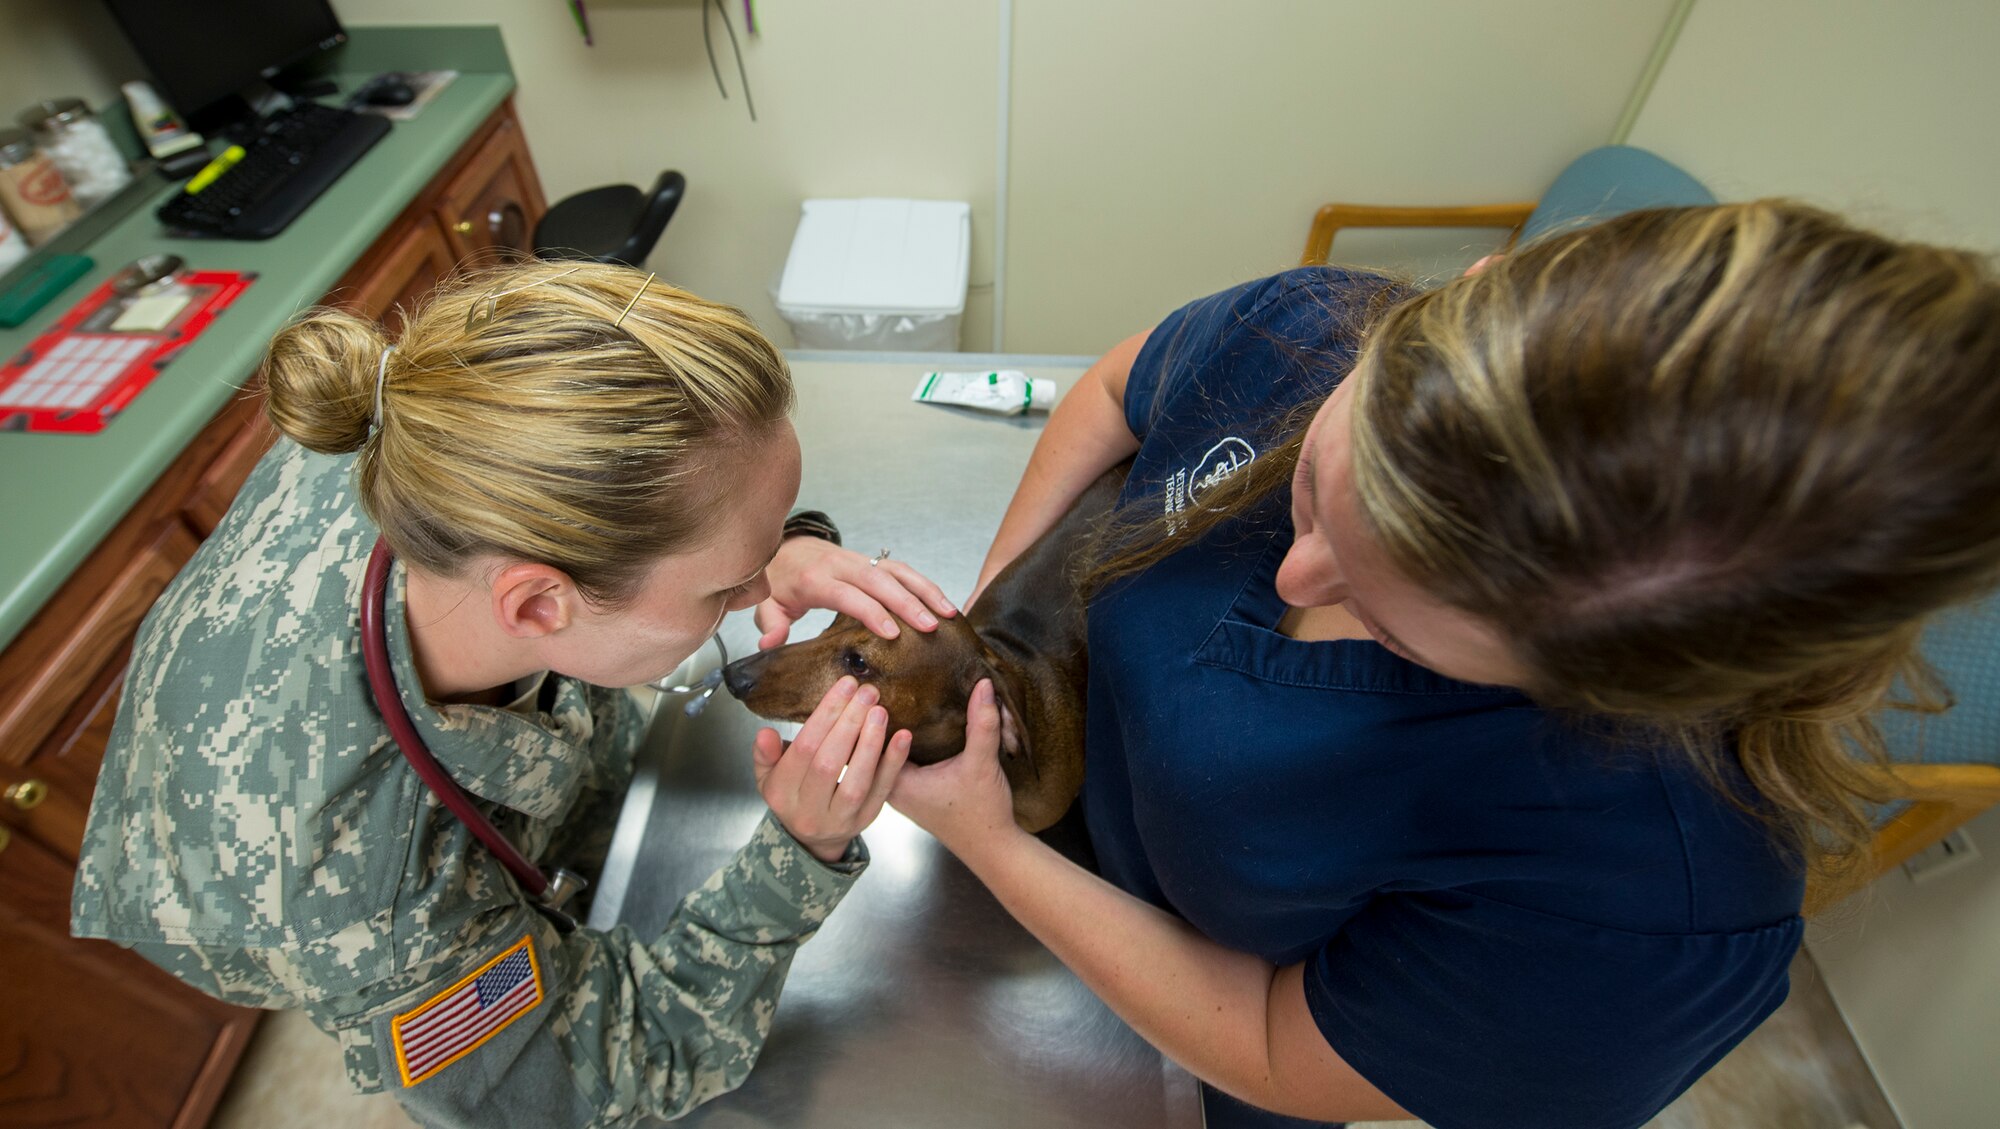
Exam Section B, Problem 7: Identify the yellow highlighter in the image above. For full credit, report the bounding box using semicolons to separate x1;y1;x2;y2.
183;145;246;194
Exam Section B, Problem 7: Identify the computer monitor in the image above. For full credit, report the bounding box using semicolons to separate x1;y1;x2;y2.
101;0;347;125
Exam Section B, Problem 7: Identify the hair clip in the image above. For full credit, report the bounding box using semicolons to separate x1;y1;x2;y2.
464;265;586;332
613;271;656;328
371;344;396;432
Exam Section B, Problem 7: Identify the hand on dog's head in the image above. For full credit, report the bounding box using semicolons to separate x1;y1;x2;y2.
723;613;1029;765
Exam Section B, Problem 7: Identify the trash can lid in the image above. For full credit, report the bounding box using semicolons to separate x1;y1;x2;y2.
777;199;971;316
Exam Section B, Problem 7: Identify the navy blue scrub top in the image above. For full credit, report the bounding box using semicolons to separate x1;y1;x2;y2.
1083;268;1805;1129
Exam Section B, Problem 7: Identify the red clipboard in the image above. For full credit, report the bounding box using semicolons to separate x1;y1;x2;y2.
0;269;256;434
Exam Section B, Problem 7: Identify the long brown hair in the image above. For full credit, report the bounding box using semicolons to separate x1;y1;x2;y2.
1086;202;2000;894
262;261;793;603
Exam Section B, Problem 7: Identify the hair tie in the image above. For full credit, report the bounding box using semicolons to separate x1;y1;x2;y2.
372;345;396;432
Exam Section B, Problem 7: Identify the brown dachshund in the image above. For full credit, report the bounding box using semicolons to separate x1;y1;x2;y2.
723;465;1129;832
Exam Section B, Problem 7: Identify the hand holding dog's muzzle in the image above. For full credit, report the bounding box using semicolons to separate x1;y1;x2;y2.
752;675;913;863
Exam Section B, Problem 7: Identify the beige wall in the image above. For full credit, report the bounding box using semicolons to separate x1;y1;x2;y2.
329;0;1001;352
1625;4;2000;1127
0;0;143;119
0;1;1003;346
1004;0;1678;354
333;0;1681;355
1;1;1683;354
1625;0;2000;251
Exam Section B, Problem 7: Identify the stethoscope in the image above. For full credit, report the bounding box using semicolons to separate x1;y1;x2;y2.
359;537;729;931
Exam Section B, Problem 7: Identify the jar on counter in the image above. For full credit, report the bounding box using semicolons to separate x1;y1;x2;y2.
0;208;28;273
18;98;132;207
0;128;83;245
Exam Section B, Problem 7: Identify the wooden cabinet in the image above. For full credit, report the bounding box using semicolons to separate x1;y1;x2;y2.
0;503;247;1129
0;97;546;1129
438;109;546;266
332;101;546;329
0;522;195;770
340;216;458;338
0;822;257;1129
0;529;198;861
181;406;277;539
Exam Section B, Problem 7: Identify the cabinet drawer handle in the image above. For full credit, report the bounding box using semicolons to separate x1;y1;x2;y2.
454;220;475;234
6;779;47;810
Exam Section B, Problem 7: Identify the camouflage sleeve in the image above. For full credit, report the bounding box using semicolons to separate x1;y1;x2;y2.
547;810;866;1122
126;937;295;1003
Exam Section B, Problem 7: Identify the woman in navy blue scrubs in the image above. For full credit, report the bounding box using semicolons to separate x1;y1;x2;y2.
888;203;2000;1128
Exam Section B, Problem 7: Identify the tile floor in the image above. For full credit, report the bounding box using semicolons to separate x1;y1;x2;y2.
210;1008;414;1129
211;951;1898;1129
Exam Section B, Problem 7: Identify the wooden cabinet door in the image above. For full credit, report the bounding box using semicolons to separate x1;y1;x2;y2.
0;522;197;775
181;393;275;538
0;822;260;1129
438;110;547;265
0;519;194;862
342;217;458;336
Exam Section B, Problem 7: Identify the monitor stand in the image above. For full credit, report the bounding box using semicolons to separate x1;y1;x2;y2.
194;75;345;142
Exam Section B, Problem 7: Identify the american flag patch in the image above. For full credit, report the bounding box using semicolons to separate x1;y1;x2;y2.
392;935;544;1086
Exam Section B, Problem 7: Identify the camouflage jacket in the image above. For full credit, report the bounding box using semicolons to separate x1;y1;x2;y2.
71;440;866;1128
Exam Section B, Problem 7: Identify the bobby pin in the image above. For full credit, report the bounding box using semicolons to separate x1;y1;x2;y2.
464;266;585;331
614;272;656;328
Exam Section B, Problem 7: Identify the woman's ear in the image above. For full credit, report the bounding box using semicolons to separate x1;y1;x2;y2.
490;562;579;638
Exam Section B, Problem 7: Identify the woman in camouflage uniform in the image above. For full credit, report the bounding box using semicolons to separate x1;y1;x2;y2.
72;263;954;1128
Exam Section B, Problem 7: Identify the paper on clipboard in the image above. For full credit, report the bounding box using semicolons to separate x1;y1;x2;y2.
109;291;194;333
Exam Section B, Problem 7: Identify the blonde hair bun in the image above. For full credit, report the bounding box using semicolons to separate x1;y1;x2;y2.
254;261;793;605
262;305;389;455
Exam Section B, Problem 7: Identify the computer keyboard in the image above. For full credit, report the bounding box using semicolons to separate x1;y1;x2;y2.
156;103;392;240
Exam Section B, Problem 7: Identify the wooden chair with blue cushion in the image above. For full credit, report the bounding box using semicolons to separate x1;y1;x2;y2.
1300;145;2000;911
1300;144;1715;266
1837;599;2000;911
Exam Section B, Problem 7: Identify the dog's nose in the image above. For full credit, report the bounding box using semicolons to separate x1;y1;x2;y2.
722;656;759;698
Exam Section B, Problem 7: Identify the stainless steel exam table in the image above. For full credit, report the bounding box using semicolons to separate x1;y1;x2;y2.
590;353;1205;1129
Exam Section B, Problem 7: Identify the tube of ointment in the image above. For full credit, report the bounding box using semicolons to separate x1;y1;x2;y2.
121;81;205;159
912;370;1056;416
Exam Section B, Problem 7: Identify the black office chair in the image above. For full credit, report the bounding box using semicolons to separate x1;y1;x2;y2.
532;170;687;268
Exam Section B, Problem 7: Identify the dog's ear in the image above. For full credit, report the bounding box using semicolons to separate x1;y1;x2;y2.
974;643;1035;772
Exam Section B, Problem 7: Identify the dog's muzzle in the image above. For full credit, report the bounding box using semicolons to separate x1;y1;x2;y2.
721;653;764;699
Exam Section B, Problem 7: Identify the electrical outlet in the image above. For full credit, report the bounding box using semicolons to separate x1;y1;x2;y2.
1902;827;1981;883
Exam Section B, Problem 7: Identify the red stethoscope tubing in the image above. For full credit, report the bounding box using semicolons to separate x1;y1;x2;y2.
360;537;552;898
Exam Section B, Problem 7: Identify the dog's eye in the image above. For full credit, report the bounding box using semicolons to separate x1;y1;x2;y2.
842;650;870;677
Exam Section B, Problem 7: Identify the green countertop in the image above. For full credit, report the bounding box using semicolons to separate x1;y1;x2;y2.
0;33;515;652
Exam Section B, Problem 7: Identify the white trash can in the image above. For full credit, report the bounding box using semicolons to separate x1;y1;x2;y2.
776;198;970;351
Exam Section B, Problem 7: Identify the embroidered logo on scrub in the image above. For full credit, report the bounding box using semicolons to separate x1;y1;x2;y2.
392;934;543;1086
1165;437;1257;533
